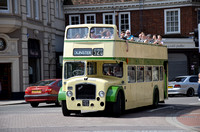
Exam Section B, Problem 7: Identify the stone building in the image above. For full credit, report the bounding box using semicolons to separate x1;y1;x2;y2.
64;0;200;80
0;0;65;99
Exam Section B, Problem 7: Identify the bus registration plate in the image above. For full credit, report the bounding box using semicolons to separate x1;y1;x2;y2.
82;100;89;106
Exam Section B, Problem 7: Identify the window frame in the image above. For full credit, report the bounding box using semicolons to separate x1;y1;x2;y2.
84;14;96;24
14;0;18;14
128;66;136;83
153;66;159;81
144;66;152;82
103;13;115;24
26;0;31;17
118;12;131;35
0;0;10;13
34;0;39;20
164;8;181;34
69;15;80;25
137;66;144;82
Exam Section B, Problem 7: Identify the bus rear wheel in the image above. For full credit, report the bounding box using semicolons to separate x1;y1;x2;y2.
61;100;71;116
113;92;124;117
152;89;159;108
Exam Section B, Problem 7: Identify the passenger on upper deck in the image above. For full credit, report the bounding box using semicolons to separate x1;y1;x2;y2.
137;32;146;42
74;33;81;39
144;34;153;44
90;29;98;39
125;30;134;41
153;35;163;45
101;29;112;39
120;31;127;40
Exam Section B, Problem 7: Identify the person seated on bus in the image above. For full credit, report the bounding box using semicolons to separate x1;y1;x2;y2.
90;29;98;39
106;67;114;76
101;29;112;39
125;30;134;41
153;35;163;45
120;31;127;40
113;67;122;77
74;33;81;39
137;32;146;42
144;34;153;44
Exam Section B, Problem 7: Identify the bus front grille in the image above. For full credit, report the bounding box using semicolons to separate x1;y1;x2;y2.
75;83;96;99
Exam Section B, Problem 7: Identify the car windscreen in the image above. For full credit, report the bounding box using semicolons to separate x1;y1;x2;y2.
170;77;186;82
33;80;56;86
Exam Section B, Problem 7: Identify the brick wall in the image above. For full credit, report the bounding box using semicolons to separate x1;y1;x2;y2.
65;6;198;37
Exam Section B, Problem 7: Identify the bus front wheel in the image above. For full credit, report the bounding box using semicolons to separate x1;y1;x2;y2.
61;100;71;116
113;92;125;117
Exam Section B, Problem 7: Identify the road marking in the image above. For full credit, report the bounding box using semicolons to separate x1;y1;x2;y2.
148;106;174;112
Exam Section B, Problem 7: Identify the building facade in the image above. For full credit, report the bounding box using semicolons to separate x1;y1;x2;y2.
0;0;65;99
64;0;200;80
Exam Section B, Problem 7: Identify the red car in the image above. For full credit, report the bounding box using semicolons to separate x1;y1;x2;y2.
24;79;62;107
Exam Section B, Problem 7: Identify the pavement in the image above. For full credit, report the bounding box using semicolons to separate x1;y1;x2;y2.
0;100;199;131
0;100;26;106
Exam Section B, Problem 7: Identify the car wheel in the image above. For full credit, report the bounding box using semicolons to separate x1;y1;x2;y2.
152;89;159;108
186;88;194;97
30;102;39;107
61;100;71;116
112;92;125;117
55;100;61;106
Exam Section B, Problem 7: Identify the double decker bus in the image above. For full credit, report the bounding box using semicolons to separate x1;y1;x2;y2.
58;24;168;117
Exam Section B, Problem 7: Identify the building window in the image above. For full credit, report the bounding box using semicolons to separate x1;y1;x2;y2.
0;38;6;51
119;12;130;34
164;8;180;34
198;9;200;24
26;0;31;17
103;13;115;24
46;0;50;23
85;14;96;24
69;15;80;25
14;0;18;14
55;0;59;18
34;0;39;20
0;0;9;13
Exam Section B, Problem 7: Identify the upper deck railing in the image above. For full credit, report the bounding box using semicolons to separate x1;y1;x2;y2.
63;24;168;60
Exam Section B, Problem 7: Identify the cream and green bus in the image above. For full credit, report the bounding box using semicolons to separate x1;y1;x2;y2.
58;24;168;117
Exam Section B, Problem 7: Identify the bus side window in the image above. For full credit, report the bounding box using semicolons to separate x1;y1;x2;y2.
128;66;136;83
153;66;159;81
160;66;163;81
145;66;152;82
137;66;144;82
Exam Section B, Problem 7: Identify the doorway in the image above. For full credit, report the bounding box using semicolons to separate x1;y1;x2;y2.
28;39;41;84
0;63;11;100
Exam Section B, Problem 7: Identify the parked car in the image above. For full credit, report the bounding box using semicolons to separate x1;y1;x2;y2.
168;75;198;97
24;79;62;107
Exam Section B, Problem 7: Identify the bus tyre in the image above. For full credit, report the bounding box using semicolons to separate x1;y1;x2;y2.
61;100;71;116
186;88;194;97
113;92;124;117
152;89;159;108
30;102;39;107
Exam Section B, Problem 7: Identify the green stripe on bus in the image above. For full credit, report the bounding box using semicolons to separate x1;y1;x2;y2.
63;57;167;65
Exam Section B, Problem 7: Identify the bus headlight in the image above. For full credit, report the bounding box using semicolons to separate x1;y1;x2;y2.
66;91;73;97
99;91;105;97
